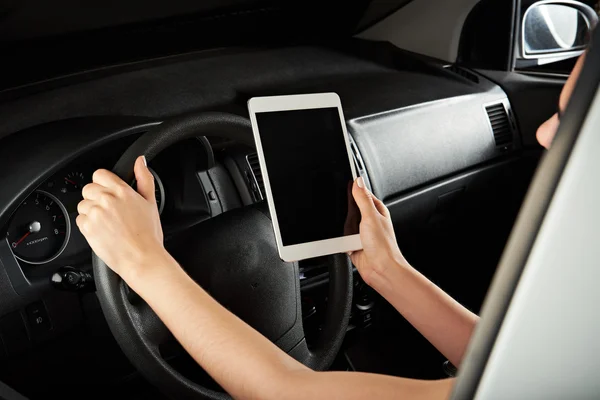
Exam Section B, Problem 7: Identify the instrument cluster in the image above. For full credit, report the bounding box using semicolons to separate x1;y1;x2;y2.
5;167;165;266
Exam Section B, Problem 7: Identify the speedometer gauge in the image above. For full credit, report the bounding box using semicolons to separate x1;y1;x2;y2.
6;191;70;264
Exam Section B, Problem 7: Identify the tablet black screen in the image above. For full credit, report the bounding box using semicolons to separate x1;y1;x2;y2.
255;107;360;247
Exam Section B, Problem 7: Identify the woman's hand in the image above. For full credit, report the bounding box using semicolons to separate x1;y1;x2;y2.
76;156;166;281
349;177;409;290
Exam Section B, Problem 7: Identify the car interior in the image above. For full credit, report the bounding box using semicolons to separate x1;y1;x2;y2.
0;0;594;398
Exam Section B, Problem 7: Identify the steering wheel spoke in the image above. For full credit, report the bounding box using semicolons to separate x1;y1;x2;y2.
120;282;172;350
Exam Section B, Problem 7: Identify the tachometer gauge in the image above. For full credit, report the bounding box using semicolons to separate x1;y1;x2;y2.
6;191;71;264
63;171;87;192
148;167;165;215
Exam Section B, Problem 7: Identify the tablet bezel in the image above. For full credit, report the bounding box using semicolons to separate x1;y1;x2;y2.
248;92;362;262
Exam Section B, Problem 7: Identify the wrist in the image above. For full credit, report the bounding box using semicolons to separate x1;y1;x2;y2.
121;247;177;290
368;256;411;296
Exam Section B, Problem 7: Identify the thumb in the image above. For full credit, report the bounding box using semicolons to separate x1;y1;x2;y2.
352;177;377;218
134;155;155;202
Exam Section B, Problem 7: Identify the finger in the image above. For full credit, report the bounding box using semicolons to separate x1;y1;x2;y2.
76;214;88;234
81;183;110;200
77;199;95;216
349;251;362;269
92;169;126;190
352;177;377;218
372;196;390;218
536;114;559;150
134;156;156;203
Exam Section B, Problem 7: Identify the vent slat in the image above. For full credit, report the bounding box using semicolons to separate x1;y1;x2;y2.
247;153;266;201
485;103;513;148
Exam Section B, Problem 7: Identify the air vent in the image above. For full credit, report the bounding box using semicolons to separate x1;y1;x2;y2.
486;103;513;148
246;153;265;201
444;64;480;84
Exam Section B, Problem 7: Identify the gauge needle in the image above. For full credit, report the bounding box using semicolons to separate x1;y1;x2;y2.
65;178;77;185
13;221;41;248
14;232;31;248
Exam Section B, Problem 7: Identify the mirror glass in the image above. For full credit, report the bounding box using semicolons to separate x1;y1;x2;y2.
523;4;590;55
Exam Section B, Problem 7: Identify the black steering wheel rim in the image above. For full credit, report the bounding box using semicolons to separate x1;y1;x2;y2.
92;111;353;399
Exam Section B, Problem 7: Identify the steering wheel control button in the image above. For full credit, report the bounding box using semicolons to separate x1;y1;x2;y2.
353;280;375;328
51;267;94;292
0;311;31;357
197;171;222;216
25;301;52;336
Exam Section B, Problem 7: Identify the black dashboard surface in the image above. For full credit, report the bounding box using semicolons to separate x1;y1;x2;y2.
1;43;480;138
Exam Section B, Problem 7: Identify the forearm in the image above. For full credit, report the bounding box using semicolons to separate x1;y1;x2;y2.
127;251;454;400
263;367;453;400
128;251;308;400
285;370;454;400
371;261;478;367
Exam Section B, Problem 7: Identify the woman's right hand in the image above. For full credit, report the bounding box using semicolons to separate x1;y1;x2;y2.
349;177;409;290
76;156;168;284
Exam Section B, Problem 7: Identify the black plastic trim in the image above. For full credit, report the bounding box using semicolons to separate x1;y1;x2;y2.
223;156;254;206
348;133;373;192
507;0;518;71
451;25;600;400
0;117;158;313
0;117;158;230
0;380;27;400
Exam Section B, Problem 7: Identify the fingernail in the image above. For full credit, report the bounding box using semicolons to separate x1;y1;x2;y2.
356;176;365;189
142;155;147;167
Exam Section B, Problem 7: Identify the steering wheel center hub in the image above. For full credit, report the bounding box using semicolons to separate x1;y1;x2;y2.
168;206;300;344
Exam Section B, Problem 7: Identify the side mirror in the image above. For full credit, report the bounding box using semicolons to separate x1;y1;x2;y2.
517;0;598;67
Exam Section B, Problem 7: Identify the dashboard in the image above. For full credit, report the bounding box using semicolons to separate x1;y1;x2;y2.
0;44;540;393
0;132;236;291
6;151;165;267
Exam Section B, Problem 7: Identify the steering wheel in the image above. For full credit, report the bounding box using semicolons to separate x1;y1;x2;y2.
92;112;353;399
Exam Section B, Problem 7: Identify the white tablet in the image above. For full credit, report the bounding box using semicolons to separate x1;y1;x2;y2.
248;92;363;262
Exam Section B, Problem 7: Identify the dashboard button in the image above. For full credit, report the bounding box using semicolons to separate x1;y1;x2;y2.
25;301;52;335
65;271;81;285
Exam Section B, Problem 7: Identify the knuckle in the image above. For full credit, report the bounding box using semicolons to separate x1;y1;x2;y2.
81;183;94;198
88;205;102;219
99;193;114;206
114;182;129;197
76;215;87;232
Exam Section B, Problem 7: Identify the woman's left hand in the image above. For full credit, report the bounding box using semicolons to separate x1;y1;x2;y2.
76;156;166;281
